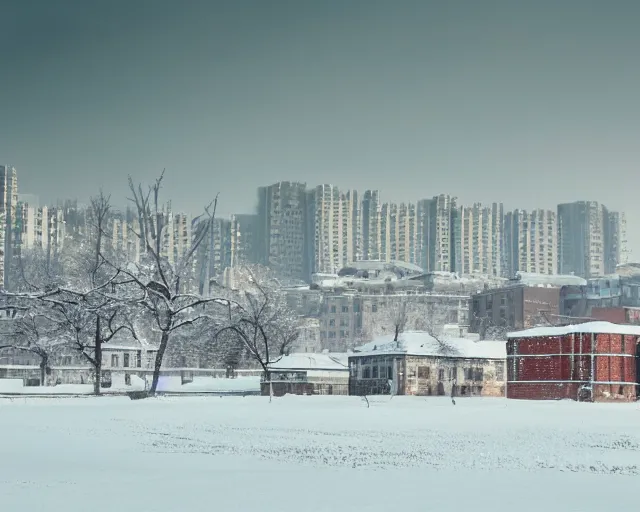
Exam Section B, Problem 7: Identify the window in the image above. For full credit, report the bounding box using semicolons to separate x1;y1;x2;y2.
438;368;445;381
495;361;505;381
372;304;378;313
372;366;378;378
136;351;142;368
417;366;430;379
342;306;349;313
330;305;336;313
464;368;484;381
363;366;371;379
111;354;119;367
123;353;130;368
387;366;393;379
124;374;131;386
329;319;335;327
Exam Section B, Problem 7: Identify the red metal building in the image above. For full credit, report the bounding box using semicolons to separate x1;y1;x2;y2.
507;322;640;402
591;307;640;325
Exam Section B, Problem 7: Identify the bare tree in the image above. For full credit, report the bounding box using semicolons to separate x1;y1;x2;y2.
0;305;67;386
366;297;438;341
115;171;225;396
2;191;140;395
366;297;458;353
473;312;510;340
215;264;301;400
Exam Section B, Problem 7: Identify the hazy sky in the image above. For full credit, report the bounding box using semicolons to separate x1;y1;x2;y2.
1;0;639;254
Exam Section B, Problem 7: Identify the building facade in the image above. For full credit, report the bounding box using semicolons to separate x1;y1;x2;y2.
257;182;309;282
504;209;558;278
310;185;362;274
0;165;18;288
263;353;349;396
348;331;506;397
506;322;640;402
557;201;625;278
470;284;563;337
457;203;504;277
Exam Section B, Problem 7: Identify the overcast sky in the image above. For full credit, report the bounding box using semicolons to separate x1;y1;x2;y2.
1;0;638;255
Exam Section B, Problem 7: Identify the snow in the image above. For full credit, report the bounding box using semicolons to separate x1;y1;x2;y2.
159;376;260;393
508;321;640;338
516;271;588;287
269;353;348;371
354;331;506;359
0;375;260;394
1;396;639;512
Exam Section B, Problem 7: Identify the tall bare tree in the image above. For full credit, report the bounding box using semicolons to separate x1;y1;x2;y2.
2;191;139;394
215;264;300;399
116;171;225;396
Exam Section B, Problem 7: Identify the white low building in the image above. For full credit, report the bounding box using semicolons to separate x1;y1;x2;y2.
264;352;349;396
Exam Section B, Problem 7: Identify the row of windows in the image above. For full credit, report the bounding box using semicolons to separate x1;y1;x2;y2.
108;352;143;368
356;362;504;382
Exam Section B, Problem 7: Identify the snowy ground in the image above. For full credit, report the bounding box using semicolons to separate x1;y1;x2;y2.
1;396;639;511
0;375;261;395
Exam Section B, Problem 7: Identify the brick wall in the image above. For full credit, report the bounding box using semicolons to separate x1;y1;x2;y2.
507;382;581;400
507;332;638;402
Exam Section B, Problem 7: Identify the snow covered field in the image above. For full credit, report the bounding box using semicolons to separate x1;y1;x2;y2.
1;396;639;511
0;375;261;395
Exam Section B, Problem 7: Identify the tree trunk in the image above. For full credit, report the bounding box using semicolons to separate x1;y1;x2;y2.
39;355;48;387
94;318;102;396
149;331;169;396
262;367;273;402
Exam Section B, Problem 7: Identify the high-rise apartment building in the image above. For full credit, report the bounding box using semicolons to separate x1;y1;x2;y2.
111;209;141;264
557;201;606;278
256;182;309;282
504;209;557;277
378;201;417;264
417;195;457;273
361;190;380;261
193;217;232;294
230;214;258;267
309;185;362;274
456;203;504;277
19;205;65;253
0;165;18;288
603;209;628;273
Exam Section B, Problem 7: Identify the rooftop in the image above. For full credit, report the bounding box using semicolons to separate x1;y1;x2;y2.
352;331;506;360
515;272;587;287
268;353;349;371
507;321;640;339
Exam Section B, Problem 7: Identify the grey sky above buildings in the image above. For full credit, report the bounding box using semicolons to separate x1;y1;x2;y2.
1;0;639;255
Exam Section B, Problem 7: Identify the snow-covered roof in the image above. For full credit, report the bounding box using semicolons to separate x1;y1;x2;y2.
352;331;506;360
344;260;424;274
516;272;587;287
102;343;158;352
507;321;640;339
268;353;349;371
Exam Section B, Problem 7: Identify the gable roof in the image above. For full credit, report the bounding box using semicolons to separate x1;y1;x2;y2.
268;353;349;371
352;331;506;360
507;321;640;339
